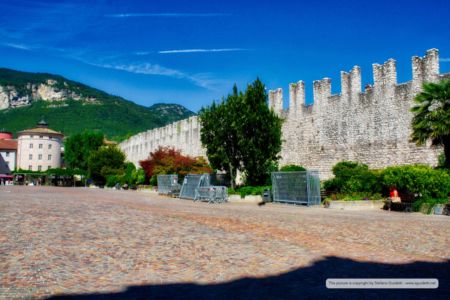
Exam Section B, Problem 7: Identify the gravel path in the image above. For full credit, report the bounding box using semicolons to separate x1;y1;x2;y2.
0;186;449;299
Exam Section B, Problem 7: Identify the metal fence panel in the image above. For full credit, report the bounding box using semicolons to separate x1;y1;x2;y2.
157;174;181;195
195;186;228;203
212;186;228;203
179;174;210;199
307;171;321;206
271;171;321;206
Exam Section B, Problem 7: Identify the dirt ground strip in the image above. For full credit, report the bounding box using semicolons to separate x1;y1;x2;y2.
0;186;449;299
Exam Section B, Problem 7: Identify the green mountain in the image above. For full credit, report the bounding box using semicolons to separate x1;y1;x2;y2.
0;68;195;141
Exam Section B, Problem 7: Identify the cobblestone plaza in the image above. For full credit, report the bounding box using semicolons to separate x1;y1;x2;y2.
1;187;449;299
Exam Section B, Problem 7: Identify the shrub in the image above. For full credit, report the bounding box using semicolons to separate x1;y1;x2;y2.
438;153;447;169
149;175;158;186
382;165;450;200
323;161;382;195
326;192;383;201
87;146;126;185
279;165;306;172
229;186;271;198
133;168;146;185
139;146;212;180
106;175;120;188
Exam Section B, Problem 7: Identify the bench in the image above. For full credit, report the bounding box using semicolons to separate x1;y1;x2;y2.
385;192;416;212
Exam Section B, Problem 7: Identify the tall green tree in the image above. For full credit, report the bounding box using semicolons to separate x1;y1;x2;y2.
199;86;242;188
239;79;283;185
87;146;126;185
64;131;104;170
411;79;450;169
199;79;283;187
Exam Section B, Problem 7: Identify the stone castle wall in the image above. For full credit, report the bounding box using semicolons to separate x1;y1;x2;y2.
119;116;205;167
119;49;446;179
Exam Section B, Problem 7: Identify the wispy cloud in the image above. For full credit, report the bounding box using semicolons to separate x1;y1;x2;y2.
134;51;150;56
96;63;185;78
159;48;248;54
440;57;450;62
105;13;230;18
85;61;222;89
1;43;31;50
0;2;231;91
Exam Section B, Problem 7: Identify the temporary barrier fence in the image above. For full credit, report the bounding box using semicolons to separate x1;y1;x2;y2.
271;171;321;206
195;186;228;203
179;174;210;200
157;174;181;196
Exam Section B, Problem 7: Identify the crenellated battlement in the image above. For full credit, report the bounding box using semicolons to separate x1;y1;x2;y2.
121;49;444;179
268;49;440;117
412;48;440;91
268;88;283;115
266;49;443;177
288;81;305;116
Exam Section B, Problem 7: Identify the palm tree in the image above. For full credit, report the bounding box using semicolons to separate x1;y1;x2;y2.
411;79;450;169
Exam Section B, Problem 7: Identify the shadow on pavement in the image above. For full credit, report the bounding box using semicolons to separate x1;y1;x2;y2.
47;256;449;300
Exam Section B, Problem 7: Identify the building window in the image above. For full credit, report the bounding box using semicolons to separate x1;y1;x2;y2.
29;154;33;160
40;136;43;139
5;152;9;157
38;165;42;171
48;154;52;160
48;144;52;149
38;154;42;160
39;144;43;149
47;166;51;170
29;143;33;149
28;165;32;170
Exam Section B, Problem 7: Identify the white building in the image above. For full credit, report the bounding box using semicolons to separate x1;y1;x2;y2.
16;120;64;171
0;136;17;174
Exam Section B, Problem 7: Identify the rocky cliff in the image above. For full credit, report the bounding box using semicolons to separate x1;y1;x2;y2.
0;78;97;110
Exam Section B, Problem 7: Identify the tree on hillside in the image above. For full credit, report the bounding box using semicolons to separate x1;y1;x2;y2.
411;79;450;169
65;131;104;170
87;146;126;185
199;79;283;187
139;147;212;184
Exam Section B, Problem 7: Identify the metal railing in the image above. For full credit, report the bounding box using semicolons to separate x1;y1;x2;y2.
195;186;228;203
179;174;210;200
271;171;321;206
157;174;181;196
179;173;227;203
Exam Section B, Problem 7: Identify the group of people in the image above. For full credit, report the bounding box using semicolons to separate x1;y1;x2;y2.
0;179;13;185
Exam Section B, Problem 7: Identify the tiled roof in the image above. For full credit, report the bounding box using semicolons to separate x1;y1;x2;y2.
0;139;17;150
18;127;64;137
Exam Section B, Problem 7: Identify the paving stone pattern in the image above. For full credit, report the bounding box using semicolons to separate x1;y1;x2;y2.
0;186;449;299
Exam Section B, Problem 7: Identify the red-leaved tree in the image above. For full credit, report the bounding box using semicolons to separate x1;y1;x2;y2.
139;147;212;182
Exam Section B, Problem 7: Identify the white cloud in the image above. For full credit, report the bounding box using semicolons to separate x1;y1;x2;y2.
134;51;150;56
1;43;31;50
92;62;184;77
88;61;223;90
159;48;248;54
105;13;230;18
440;57;450;62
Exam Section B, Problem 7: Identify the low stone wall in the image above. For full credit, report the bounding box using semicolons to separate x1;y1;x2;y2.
325;200;385;210
228;194;263;204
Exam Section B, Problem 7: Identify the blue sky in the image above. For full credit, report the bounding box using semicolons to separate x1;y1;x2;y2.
0;0;449;112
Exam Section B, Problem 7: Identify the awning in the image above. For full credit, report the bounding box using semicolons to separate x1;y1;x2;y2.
0;174;13;179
